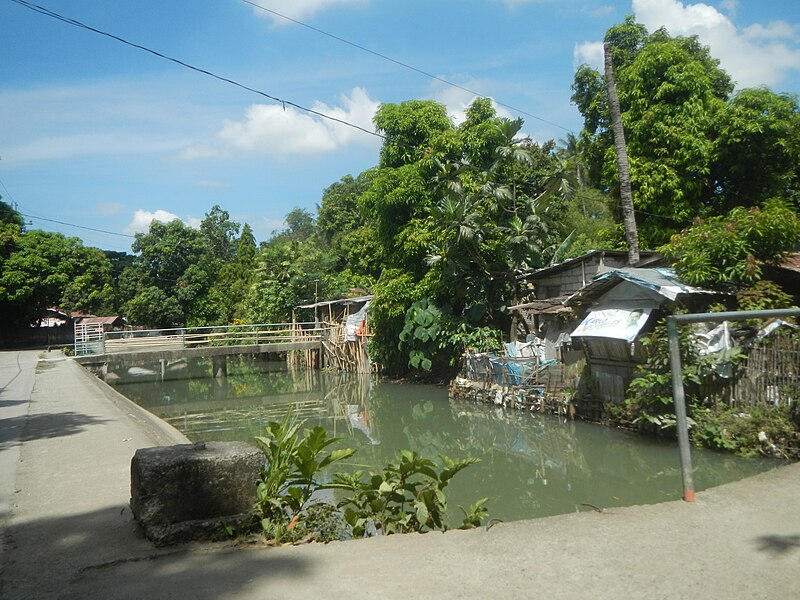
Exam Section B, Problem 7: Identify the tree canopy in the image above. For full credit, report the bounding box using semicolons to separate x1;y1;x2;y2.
2;15;797;375
571;16;799;246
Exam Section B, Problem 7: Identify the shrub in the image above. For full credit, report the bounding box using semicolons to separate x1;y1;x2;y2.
331;450;487;537
253;410;355;542
691;403;797;458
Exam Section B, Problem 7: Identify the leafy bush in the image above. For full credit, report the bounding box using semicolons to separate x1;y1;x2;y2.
691;403;797;458
615;318;744;433
331;450;487;537
253;410;355;542
398;299;442;371
253;413;487;544
662;200;800;289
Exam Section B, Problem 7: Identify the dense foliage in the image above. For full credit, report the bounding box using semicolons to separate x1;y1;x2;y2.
572;16;799;246
251;411;485;543
1;16;797;383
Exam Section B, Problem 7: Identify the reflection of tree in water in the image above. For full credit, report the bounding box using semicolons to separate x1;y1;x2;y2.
445;399;781;520
111;366;781;522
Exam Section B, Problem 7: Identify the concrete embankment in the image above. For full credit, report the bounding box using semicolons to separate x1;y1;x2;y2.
1;350;798;599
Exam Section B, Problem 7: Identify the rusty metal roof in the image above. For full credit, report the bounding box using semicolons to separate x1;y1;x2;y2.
508;296;572;314
777;252;800;272
77;316;125;325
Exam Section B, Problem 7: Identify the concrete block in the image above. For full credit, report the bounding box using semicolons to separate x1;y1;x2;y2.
131;441;262;545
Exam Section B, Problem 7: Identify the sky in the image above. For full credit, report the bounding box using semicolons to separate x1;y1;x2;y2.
1;0;799;253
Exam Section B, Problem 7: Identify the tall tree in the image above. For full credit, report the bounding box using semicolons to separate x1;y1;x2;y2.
122;218;210;327
568;17;800;247
200;205;240;263
603;41;639;263
0;230;114;327
237;223;257;270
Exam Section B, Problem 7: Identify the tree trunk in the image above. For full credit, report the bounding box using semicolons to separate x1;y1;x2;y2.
603;42;640;265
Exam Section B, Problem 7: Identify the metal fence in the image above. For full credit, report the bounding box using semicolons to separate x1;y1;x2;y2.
75;322;323;356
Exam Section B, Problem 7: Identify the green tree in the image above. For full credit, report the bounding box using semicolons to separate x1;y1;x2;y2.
237;223;257;270
123;286;184;329
362;99;562;375
200;205;240;263
317;173;380;281
121;218;210;327
0;230;114;327
571;17;769;246
0;200;23;262
373;100;454;168
661;200;800;289
131;219;208;288
711;89;800;211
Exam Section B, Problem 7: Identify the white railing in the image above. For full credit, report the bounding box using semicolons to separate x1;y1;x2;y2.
80;322;324;356
74;322;105;356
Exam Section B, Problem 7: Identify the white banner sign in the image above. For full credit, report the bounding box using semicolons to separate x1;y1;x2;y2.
570;308;652;342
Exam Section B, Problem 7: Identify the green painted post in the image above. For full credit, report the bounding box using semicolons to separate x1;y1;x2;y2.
666;316;695;502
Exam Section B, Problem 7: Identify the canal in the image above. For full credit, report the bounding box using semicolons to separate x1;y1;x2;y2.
106;355;780;524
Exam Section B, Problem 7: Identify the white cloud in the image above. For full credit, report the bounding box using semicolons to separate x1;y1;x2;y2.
632;0;800;89
573;41;604;71
588;5;615;18
4;133;183;165
94;202;125;216
251;0;366;24
743;22;797;41
178;144;219;160
191;87;380;158
719;0;737;17
0;81;212;165
492;0;546;8
429;79;515;126
123;209;203;235
197;180;229;189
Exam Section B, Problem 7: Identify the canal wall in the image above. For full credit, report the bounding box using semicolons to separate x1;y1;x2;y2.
2;350;800;599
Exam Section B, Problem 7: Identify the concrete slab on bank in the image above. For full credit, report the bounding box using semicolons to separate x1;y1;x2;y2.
0;350;798;599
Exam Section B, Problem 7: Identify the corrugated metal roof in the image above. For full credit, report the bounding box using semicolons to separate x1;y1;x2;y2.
296;295;373;310
78;316;124;325
520;249;661;281
564;268;718;306
777;252;800;273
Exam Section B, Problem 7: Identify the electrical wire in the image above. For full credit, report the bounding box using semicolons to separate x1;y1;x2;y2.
20;212;136;238
241;0;575;133
8;0;386;142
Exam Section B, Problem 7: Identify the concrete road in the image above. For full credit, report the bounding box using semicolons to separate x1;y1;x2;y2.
1;350;798;599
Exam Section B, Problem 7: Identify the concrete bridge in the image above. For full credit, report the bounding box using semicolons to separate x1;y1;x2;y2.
73;323;324;377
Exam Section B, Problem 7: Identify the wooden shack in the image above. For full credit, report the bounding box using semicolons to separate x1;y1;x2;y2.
564;267;723;404
295;295;375;373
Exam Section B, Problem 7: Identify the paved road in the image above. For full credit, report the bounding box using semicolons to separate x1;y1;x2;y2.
1;350;798;599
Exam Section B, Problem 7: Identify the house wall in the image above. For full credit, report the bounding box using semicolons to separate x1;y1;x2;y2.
533;255;629;299
580;337;646;403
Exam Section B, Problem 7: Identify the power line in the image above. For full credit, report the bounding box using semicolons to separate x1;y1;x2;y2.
241;0;575;134
8;0;386;142
20;212;136;238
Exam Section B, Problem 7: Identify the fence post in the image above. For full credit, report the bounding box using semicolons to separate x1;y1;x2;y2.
668;307;800;503
666;316;695;503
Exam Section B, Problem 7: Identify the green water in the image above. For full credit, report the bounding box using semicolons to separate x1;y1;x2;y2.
109;355;780;523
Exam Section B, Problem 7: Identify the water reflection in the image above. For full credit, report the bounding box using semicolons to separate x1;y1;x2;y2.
109;355;780;522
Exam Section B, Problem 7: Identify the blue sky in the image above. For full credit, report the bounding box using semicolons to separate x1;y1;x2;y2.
1;0;799;252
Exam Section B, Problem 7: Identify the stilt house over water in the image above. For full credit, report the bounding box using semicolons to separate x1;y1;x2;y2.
295;295;375;374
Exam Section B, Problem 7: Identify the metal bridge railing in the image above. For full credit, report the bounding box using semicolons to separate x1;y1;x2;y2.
78;322;324;356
